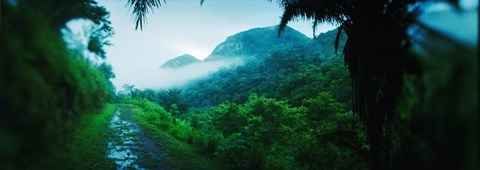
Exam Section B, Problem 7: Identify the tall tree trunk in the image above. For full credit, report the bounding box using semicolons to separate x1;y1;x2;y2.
346;5;406;169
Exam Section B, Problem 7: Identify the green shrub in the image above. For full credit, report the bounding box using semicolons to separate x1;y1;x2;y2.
127;90;367;169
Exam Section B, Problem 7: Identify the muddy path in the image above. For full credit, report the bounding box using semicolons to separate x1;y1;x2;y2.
106;106;167;169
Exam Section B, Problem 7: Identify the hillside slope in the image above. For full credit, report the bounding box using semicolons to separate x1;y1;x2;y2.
161;54;201;69
204;25;317;61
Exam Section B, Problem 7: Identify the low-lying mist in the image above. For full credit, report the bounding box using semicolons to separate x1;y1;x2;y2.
113;58;243;90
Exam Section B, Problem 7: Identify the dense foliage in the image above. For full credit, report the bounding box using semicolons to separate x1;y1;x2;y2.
184;28;348;107
205;25;315;61
2;0;476;169
0;1;115;169
122;27;368;169
127;92;367;169
126;1;478;169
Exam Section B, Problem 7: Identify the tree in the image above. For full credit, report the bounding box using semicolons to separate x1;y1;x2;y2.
123;1;412;167
139;88;157;101
25;0;112;32
271;0;417;168
270;1;477;169
86;25;113;59
157;88;189;117
97;63;116;100
97;62;115;80
122;84;136;97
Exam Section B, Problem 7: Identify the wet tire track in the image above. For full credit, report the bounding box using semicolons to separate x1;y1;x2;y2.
106;106;166;170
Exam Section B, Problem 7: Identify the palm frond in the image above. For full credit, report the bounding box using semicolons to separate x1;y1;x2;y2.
276;0;348;36
278;5;297;36
126;0;166;30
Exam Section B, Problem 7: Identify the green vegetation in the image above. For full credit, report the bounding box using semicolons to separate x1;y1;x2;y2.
125;99;220;169
122;92;367;169
205;25;314;61
2;0;477;169
122;28;367;168
28;104;117;169
128;0;478;169
184;46;350;107
1;1;114;169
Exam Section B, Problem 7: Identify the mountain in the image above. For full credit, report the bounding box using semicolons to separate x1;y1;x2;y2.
204;25;315;61
313;28;347;58
183;27;350;107
161;54;200;68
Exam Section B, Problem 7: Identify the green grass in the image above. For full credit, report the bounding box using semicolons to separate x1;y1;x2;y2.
127;104;220;170
29;104;117;169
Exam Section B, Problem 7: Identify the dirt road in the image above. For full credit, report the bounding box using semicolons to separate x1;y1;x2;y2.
106;106;167;169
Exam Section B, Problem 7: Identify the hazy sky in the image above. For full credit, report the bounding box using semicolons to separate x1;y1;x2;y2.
92;0;337;89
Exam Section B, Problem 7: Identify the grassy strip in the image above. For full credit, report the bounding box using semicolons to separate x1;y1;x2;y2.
126;103;220;170
29;104;117;169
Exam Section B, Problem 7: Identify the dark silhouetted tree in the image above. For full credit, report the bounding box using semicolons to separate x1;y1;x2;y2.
122;84;136;97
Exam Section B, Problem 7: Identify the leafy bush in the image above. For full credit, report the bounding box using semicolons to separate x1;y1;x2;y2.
128;99;224;158
209;95;306;169
127;92;367;169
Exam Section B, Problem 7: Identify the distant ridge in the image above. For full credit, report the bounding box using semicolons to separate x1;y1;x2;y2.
160;54;200;68
160;25;340;69
204;25;312;61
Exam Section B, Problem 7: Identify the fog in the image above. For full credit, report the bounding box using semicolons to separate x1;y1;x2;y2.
116;58;243;90
94;0;336;91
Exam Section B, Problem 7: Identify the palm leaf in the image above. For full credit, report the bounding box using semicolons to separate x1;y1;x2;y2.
126;0;166;30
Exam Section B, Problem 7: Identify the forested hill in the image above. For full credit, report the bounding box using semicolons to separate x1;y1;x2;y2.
183;27;351;107
161;54;200;68
158;25;345;70
204;25;318;61
313;28;347;58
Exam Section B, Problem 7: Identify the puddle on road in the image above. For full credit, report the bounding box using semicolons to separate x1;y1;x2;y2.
106;109;144;170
